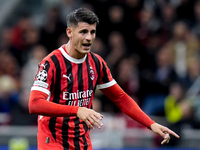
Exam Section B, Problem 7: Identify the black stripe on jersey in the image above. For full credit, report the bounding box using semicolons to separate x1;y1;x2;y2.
73;64;82;149
50;70;54;92
50;55;61;104
90;53;100;77
48;55;62;141
86;56;93;108
44;60;50;71
83;122;89;150
49;117;57;141
74;117;81;149
64;55;73;98
102;62;109;83
62;57;73;149
80;62;90;149
90;53;100;91
62;117;70;150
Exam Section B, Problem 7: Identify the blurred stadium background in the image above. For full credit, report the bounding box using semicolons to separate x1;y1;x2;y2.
1;0;200;149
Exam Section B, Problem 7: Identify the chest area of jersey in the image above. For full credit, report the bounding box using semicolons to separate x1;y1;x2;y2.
58;61;98;101
64;67;95;83
56;61;97;107
60;63;97;87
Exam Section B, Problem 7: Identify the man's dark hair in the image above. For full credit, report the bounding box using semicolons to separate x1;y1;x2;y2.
66;8;99;27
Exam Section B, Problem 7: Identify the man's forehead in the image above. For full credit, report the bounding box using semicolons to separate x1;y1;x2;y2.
75;22;96;30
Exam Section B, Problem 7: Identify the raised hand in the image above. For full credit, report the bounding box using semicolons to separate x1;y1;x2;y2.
77;107;104;129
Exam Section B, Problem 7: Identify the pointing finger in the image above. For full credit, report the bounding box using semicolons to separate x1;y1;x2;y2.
167;129;180;138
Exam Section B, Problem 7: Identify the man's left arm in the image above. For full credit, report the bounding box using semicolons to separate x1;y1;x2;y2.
100;83;180;144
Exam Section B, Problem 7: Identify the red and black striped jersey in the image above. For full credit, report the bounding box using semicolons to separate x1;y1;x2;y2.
31;45;116;149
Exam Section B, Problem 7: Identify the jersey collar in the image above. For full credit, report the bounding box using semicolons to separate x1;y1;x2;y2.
59;45;87;64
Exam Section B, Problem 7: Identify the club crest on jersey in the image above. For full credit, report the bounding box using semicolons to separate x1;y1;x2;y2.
36;70;48;82
89;67;95;80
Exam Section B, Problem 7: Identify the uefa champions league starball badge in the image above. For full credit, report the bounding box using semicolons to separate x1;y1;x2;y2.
36;70;48;81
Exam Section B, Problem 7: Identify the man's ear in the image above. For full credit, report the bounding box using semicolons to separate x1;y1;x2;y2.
66;27;72;38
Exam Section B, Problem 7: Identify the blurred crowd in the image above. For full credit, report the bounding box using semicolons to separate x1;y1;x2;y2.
0;0;200;133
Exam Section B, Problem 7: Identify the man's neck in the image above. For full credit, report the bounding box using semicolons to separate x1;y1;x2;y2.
65;42;86;59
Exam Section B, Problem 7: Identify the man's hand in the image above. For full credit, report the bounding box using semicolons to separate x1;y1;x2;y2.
150;123;180;145
77;107;103;129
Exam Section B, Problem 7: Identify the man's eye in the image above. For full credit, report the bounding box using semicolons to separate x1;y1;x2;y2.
91;30;96;34
81;30;87;34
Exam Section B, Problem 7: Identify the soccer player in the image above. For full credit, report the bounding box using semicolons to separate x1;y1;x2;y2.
29;8;180;150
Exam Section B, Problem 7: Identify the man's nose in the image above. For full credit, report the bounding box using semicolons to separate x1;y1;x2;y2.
86;33;93;40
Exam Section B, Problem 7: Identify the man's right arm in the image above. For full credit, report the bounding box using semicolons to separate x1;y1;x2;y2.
29;90;103;128
29;90;79;117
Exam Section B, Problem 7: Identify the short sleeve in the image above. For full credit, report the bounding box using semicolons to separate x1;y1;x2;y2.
30;58;54;96
96;58;116;89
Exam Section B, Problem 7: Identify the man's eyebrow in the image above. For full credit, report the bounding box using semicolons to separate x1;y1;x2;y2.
91;29;96;33
79;29;88;32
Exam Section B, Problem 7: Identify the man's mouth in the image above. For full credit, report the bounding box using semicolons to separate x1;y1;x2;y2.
82;43;91;48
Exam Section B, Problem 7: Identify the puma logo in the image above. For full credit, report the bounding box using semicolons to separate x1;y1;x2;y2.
40;63;47;69
63;74;71;81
